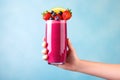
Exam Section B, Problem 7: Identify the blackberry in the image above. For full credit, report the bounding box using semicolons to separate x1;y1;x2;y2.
49;17;54;20
58;11;63;15
51;12;56;17
50;10;54;14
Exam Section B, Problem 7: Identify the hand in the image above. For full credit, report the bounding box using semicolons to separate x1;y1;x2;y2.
42;39;120;80
42;38;80;71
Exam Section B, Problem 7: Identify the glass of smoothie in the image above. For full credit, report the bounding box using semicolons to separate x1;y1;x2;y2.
42;8;72;64
45;20;67;64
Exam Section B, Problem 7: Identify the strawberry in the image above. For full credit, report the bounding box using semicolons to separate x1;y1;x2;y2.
42;11;51;20
62;9;72;20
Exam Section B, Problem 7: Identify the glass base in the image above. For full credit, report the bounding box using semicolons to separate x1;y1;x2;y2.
48;62;64;65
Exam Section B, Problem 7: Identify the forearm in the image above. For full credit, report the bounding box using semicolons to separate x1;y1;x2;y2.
74;60;120;80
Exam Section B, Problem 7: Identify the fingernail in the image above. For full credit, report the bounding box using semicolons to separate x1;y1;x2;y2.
42;55;48;60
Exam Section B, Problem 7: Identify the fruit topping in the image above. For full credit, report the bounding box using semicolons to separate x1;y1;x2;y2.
51;11;57;17
42;11;51;20
58;11;63;15
42;8;72;21
55;16;60;21
49;17;54;20
62;9;72;20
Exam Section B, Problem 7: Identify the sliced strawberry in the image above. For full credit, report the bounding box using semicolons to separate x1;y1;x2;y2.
62;9;72;20
42;11;51;20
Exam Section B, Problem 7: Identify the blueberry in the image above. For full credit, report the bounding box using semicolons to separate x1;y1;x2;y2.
58;11;63;15
49;17;54;20
50;10;54;14
55;16;60;21
51;12;56;17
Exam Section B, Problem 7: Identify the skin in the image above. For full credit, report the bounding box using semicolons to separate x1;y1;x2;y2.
41;39;120;80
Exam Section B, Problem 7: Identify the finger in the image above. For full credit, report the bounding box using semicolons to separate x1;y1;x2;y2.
42;41;47;48
54;64;66;69
42;37;45;41
41;49;48;54
53;64;58;67
42;55;48;60
67;39;74;51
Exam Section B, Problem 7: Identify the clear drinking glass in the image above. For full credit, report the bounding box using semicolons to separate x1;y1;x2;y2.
45;20;67;65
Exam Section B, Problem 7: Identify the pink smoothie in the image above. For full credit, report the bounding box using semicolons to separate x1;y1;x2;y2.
45;20;67;64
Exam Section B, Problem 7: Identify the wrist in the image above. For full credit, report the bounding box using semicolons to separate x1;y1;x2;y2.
73;59;88;72
72;59;81;72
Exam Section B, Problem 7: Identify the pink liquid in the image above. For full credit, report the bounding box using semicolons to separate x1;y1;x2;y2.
45;20;67;64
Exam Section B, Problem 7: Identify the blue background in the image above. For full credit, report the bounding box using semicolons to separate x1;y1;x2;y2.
0;0;120;80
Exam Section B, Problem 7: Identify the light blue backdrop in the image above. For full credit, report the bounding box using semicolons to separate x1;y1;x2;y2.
0;0;120;80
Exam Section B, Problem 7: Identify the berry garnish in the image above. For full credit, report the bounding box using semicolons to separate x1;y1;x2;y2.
57;14;63;20
62;9;72;20
54;14;62;21
42;11;51;20
50;10;54;14
55;16;60;21
42;8;72;21
51;12;56;17
49;17;54;20
58;11;63;15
